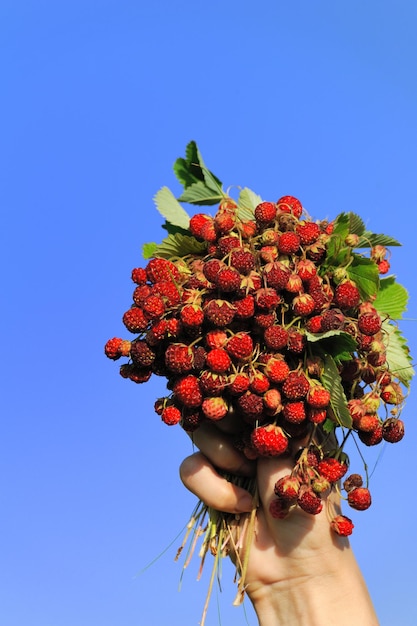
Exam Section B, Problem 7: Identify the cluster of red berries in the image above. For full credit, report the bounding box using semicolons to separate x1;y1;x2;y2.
105;195;406;536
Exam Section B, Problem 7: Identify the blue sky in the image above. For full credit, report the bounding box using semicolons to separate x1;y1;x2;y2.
1;1;417;625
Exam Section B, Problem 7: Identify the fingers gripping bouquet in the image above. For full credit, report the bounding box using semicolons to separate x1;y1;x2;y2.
105;142;414;614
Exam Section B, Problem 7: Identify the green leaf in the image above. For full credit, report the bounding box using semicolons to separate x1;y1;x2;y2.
373;276;409;319
332;213;351;239
153;187;191;229
347;213;366;236
306;330;357;362
356;231;402;248
173;141;223;191
173;157;201;188
382;320;415;386
178;181;225;206
321;355;352;428
195;144;223;192
142;242;158;259
237;187;262;221
150;233;207;260
346;254;379;301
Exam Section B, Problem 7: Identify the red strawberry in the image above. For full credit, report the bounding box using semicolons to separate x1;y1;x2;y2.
317;458;348;483
234;294;255;319
283;401;306;424
205;329;228;349
199;371;228;395
173;375;203;408
264;358;290;384
255;287;281;310
123;307;149;333
202;258;225;283
296;221;320;245
264;261;291;290
146;258;181;283
165;343;194;373
236;392;264;420
254;201;277;224
226;333;254;360
330;515;354;536
358;425;383;446
105;337;126;360
292;293;316;317
215;267;242;292
217;235;242;255
358;311;382;336
249;371;270;394
204;299;236;326
189;213;213;238
228;372;250;395
343;474;363;493
264;325;289;350
142;294;165;320
378;259;390;274
306;385;331;409
263;388;283;414
230;249;255;274
278;232;301;255
286;328;306;354
161;406;182;426
276;195;303;218
285;273;304;293
282;371;310;399
347;487;372;511
251;424;288;456
382;418;405;443
297;487;323;515
202;396;228;421
119;363;152;384
296;259;317;282
274;474;300;500
180;303;204;328
307;407;327;424
334;280;361;310
130;340;156;368
131;267;148;285
206;348;232;373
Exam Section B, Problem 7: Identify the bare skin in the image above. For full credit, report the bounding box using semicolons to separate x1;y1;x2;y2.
180;422;379;626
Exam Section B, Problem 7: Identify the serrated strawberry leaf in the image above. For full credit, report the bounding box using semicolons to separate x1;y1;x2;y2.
237;187;262;221
332;213;351;239
346;254;379;301
173;141;223;192
153;187;191;229
142;242;158;259
161;221;191;236
149;233;207;260
178;181;225;206
321;355;352;428
373;276;409;319
306;330;357;363
347;213;366;236
356;231;402;248
382;320;415;386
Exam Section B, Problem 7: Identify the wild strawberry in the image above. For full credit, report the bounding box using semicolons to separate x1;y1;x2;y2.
226;333;254;360
251;424;288;456
371;245;387;262
307;407;327;424
296;221;320;245
119;363;152;384
142;294;165;320
192;346;207;370
297;487;323;515
206;348;232;373
358;425;383;446
161;406;182;426
215;267;242;292
262;229;280;245
334;280;361;310
254;201;277;224
104;337;126;360
200;219;218;242
292;293;316;317
320;308;345;331
130;340;156;368
228;372;250;395
317;458;348;482
283;401;306;424
357;414;381;433
305;315;323;334
254;311;277;328
282;371;310;399
255;287;281;310
277;195;303;218
214;211;236;235
180;303;204;328
152;280;181;307
217;235;242;255
264;325;289;350
123;307;149;333
173;375;203;408
269;497;291;519
264;262;291;290
274;475;300;500
264;358;290;384
312;476;331;495
204;299;236;326
286;328;306;354
348;487;372;511
296;259;317;282
165;343;194;374
146;258;181;283
199;371;228;395
202;396;229;421
343;474;363;493
278;232;301;255
382;418;405;443
259;245;279;263
306;385;331;409
378;259;390;274
380;382;404;405
133;284;152;305
330;515;354;536
238;219;257;239
236;391;264;420
181;409;204;432
249;371;270;394
285;273;304;293
234;294;255;319
189;213;213;238
230;249;256;274
131;267;148;285
358;311;382;336
202;258;225;283
263;388;283;414
205;329;228;349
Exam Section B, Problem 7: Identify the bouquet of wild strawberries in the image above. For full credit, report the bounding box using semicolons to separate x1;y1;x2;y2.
105;142;414;617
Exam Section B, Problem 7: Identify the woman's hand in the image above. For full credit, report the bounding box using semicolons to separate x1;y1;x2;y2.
180;422;379;626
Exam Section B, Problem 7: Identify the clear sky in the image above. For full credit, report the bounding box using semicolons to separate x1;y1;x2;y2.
1;1;417;625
